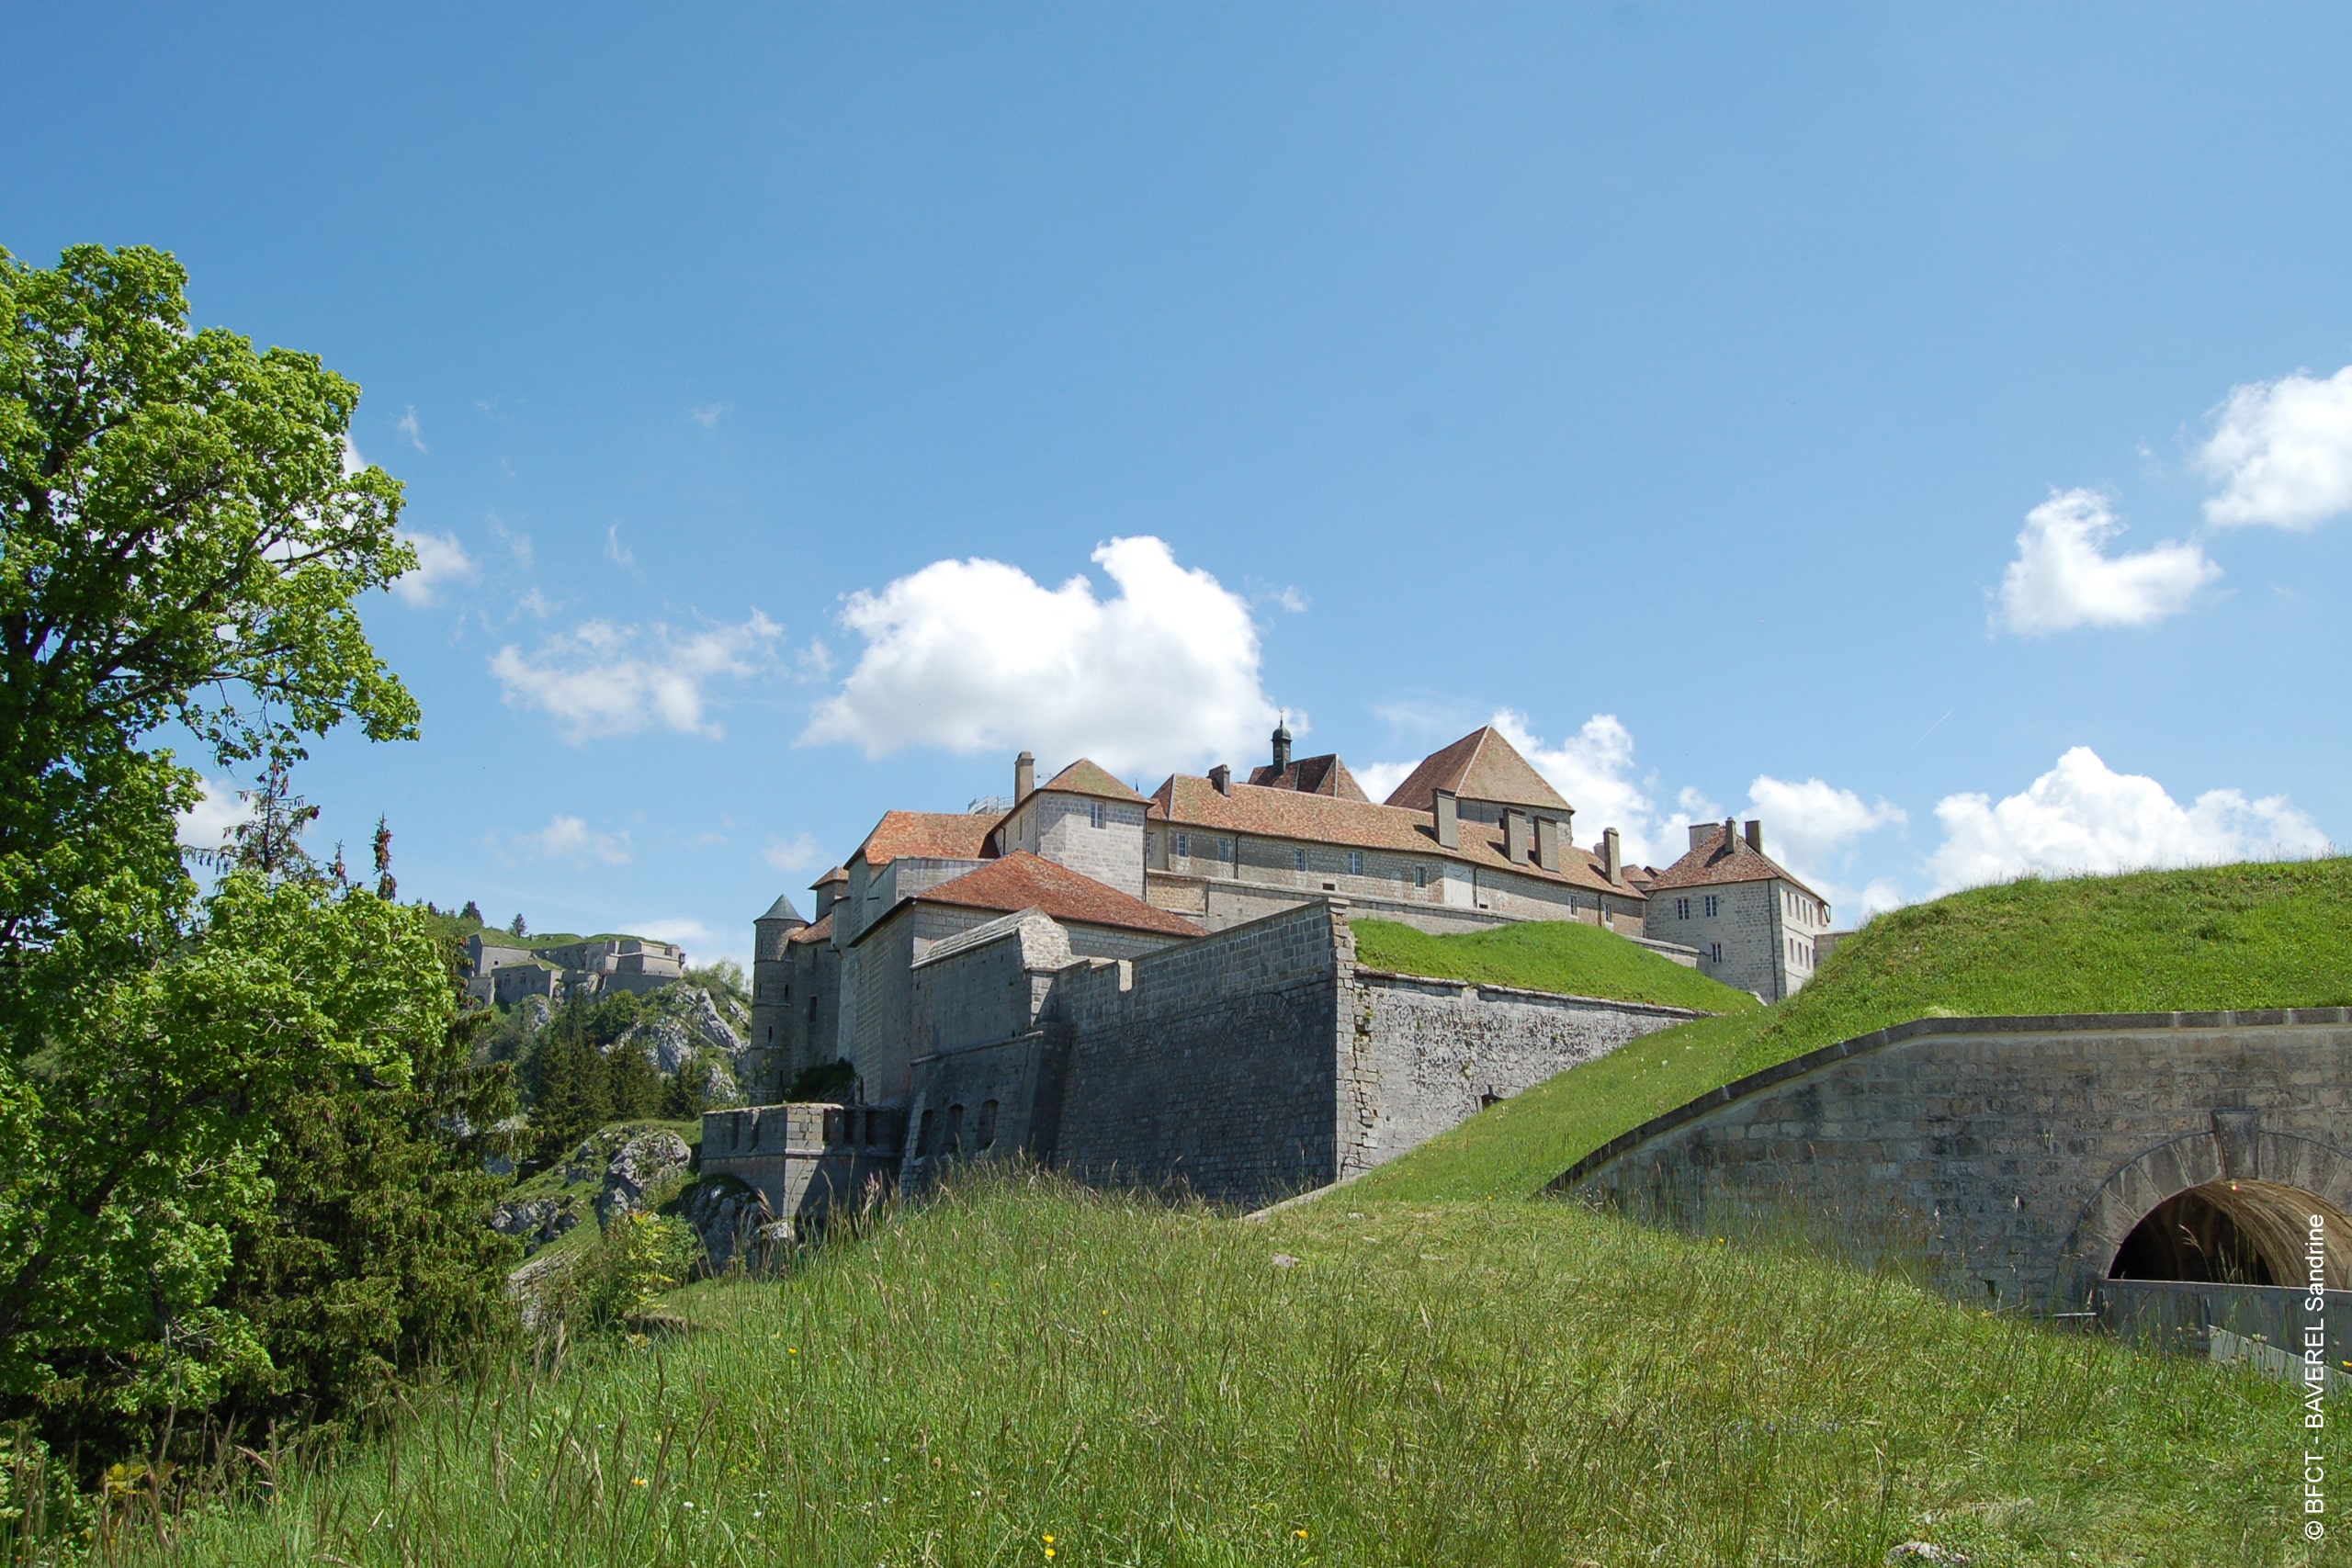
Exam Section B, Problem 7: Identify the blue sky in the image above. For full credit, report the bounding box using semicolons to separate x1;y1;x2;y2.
13;5;2350;963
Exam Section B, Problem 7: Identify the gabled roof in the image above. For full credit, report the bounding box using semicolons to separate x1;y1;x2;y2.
853;810;1001;867
1035;758;1145;804
910;852;1204;938
1645;824;1821;899
787;911;834;945
1246;752;1371;801
1381;726;1570;814
1148;774;1641;899
810;865;849;889
758;893;806;924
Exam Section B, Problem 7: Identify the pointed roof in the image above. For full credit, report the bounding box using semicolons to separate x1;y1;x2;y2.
1035;758;1145;804
810;865;849;889
905;852;1203;938
757;893;806;924
1148;774;1640;899
1246;752;1371;801
1645;823;1822;899
1381;726;1569;815
853;809;1001;867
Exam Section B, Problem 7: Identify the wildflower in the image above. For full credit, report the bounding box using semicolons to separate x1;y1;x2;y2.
1295;1529;1310;1539
632;1477;648;1487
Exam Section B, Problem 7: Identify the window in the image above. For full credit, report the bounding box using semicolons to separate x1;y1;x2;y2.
946;1103;966;1155
1219;838;1232;862
1090;801;1105;829
917;1108;938;1156
1294;847;1307;871
1176;832;1189;858
1415;865;1428;889
977;1099;1000;1151
1348;851;1364;876
1675;897;1690;920
1710;942;1723;963
1703;894;1720;919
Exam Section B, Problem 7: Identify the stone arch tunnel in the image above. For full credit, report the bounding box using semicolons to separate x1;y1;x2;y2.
1554;1010;2352;1311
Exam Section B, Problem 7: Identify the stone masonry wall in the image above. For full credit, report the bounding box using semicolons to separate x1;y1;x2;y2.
1561;1010;2352;1310
1338;973;1702;1178
1048;901;1352;1204
701;1101;904;1230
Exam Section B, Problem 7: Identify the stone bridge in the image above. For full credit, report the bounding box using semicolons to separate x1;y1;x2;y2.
1554;1010;2352;1313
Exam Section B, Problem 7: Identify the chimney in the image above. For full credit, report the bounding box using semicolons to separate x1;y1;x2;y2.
1210;763;1232;796
1744;819;1763;854
1504;809;1532;865
1015;750;1035;800
1271;717;1292;775
1604;827;1623;886
1534;815;1561;873
1722;817;1737;857
1690;823;1714;852
1432;788;1459;849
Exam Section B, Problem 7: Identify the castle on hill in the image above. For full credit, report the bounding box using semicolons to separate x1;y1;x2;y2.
710;723;1837;1213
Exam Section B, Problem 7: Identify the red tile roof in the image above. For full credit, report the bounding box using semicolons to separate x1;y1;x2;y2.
1147;774;1641;899
911;852;1204;937
853;810;1002;867
1245;752;1371;801
1645;824;1821;898
1382;726;1571;814
810;865;849;888
1035;758;1145;803
786;912;834;945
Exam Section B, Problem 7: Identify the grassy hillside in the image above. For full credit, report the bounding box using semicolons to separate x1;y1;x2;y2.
1350;916;1758;1012
127;1176;2312;1567
1351;858;2352;1202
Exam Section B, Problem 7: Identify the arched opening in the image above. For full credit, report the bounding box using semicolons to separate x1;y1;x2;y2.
2109;1179;2352;1289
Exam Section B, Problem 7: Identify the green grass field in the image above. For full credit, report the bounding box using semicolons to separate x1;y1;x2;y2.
114;1174;2323;1568
1350;915;1758;1012
1349;857;2352;1202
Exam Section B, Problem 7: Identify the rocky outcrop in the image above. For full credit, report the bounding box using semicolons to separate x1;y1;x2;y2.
683;1174;795;1275
593;1128;692;1222
491;1195;579;1249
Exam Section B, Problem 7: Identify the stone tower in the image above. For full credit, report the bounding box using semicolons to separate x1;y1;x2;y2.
748;892;807;1095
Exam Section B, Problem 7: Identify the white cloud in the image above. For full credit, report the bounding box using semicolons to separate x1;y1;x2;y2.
628;916;714;949
389;529;479;606
1926;746;2329;894
397;406;426;453
2200;366;2352;530
763;832;823;874
527;815;632;866
175;775;246;851
488;512;534;569
803;536;1278;777
1274;586;1309;614
1489;710;1668;866
1744;774;1908;922
689;403;729;429
340;434;367;478
605;525;638;573
1352;759;1417;804
515;587;554;620
491;612;782;741
1675;784;1724;822
1992;489;2219;636
1746;776;1906;871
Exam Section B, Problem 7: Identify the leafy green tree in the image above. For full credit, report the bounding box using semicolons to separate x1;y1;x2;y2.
605;1034;662;1122
661;1051;712;1120
526;1001;608;1164
0;243;429;1450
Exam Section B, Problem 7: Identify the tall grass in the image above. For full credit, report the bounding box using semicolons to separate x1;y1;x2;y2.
1353;858;2352;1201
80;1172;2322;1567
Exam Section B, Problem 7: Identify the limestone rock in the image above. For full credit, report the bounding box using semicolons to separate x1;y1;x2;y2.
490;1195;579;1252
594;1128;692;1222
684;1174;792;1275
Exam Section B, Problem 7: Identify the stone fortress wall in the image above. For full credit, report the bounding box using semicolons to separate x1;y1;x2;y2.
1556;1009;2352;1310
740;898;1707;1209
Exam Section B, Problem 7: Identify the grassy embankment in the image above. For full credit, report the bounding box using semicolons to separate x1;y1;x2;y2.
1351;857;2352;1202
1349;915;1758;1013
119;1172;2318;1568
